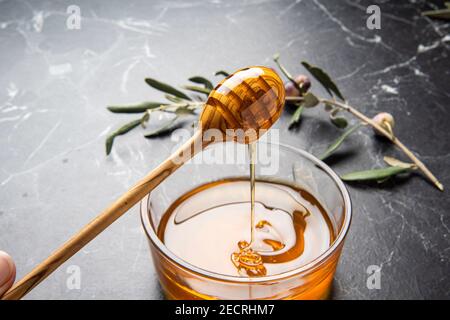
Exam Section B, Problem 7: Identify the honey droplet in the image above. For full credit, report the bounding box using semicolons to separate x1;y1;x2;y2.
262;238;285;251
231;241;267;277
255;220;272;229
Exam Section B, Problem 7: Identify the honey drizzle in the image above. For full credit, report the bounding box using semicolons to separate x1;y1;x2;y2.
231;143;315;277
231;142;267;277
249;142;257;245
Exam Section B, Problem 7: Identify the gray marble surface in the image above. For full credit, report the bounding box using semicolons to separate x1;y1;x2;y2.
0;0;449;299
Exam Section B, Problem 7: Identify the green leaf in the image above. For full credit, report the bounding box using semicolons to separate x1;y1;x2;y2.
107;102;166;113
140;111;150;128
422;8;450;20
288;103;304;129
145;78;191;101
105;119;141;155
144;116;181;138
215;70;230;77
330;116;348;128
340;166;411;182
319;124;362;160
175;106;197;116
182;85;211;96
303;92;319;108
324;104;333;112
189;76;214;90
165;94;183;103
301;61;344;100
329;108;348;128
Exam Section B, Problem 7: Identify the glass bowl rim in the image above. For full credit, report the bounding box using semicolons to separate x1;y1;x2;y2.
140;141;352;283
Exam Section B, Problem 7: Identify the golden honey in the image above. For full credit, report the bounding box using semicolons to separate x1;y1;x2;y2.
154;178;338;299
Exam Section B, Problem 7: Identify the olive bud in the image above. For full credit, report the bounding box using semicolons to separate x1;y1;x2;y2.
372;112;395;137
284;75;311;97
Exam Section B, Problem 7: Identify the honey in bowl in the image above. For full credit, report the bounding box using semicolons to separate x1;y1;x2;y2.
157;178;335;279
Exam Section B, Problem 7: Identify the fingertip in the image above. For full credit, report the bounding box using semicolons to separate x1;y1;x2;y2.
0;251;16;296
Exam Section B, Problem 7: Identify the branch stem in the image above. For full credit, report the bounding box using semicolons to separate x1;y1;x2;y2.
157;101;204;112
285;96;304;102
273;56;305;95
320;98;444;191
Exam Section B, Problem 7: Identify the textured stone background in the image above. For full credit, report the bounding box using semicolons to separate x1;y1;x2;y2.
0;0;448;299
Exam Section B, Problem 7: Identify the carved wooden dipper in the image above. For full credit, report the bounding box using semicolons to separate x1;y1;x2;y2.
2;66;285;300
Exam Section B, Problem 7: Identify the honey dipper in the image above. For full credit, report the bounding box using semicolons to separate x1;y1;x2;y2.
2;66;285;300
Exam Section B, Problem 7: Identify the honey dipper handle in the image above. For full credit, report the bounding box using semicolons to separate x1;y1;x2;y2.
2;131;206;300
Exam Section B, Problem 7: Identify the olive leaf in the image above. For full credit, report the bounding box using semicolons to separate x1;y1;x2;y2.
140;111;150;128
422;8;450;20
145;78;191;101
340;166;412;182
329;108;348;128
383;156;417;169
288;103;304;129
303;92;319;108
165;94;183;103
105;119;141;155
144;116;182;138
182;85;211;96
215;70;230;77
189;76;214;90
174;106;197;116
301;61;344;100
319;123;362;160
330;115;348;128
107;102;166;113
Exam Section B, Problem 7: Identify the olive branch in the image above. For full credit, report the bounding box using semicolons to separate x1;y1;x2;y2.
105;55;443;191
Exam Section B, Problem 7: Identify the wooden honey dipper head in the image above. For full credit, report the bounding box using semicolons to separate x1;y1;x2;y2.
199;66;285;144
